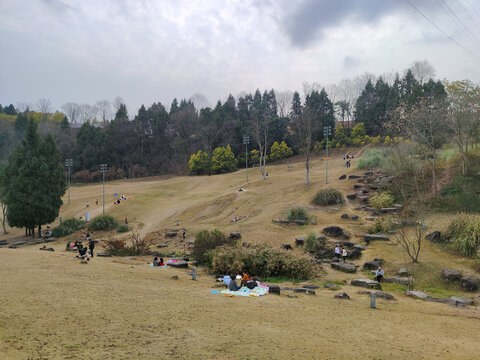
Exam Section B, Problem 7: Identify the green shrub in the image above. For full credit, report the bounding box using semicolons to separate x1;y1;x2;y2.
51;218;86;238
357;148;386;170
117;224;130;233
193;229;236;265
209;244;314;280
444;214;480;258
304;231;319;253
88;214;119;231
287;207;309;222
368;218;397;234
369;191;395;209
312;189;344;206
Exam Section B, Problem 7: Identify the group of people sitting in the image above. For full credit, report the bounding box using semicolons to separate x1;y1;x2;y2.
223;272;260;291
152;257;165;266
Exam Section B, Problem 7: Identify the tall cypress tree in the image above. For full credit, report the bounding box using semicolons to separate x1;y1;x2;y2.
4;119;65;237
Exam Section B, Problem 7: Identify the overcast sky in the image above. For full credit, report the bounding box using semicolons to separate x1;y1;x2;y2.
1;0;480;115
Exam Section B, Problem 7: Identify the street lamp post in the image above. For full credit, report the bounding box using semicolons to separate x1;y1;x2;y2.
100;164;107;215
65;159;73;204
243;136;250;182
323;126;332;184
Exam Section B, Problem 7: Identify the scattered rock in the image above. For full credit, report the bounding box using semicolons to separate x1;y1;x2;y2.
347;248;362;260
323;226;347;238
425;231;442;242
398;269;409;277
323;283;338;289
364;171;373;176
380;208;398;213
364;233;389;243
229;232;242;240
295;237;305;246
8;244;18;249
365;216;378;221
96;253;112;257
165;232;177;238
294;288;316;295
331;262;357;273
281;244;293;250
167;260;188;268
316;235;327;242
363;260;381;270
303;284;319;289
339;174;347;180
268;285;280;295
353;244;366;251
351;279;381;289
242;242;250;247
287;294;298;298
80;259;88;264
449;296;475;306
351;215;359;220
43;238;56;243
442;269;462;282
156;244;168;248
346;194;357;200
334;292;350;299
273;219;289;224
358;291;395;300
13;241;27;246
348;175;361;179
0;240;8;245
358;196;369;202
171;275;179;280
461;277;479;292
405;290;428;300
383;276;412;286
341;213;349;219
39;247;54;252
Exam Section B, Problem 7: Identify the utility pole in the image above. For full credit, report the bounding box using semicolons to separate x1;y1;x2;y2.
100;164;107;215
323;126;332;184
243;136;250;182
65;159;73;204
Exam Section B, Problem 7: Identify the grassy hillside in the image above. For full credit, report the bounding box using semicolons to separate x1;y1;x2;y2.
1;148;479;359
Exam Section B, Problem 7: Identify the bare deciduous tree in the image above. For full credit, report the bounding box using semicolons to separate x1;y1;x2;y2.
395;222;425;263
302;81;322;98
79;104;99;123
189;93;211;115
113;96;125;112
61;102;81;124
276;90;293;118
36;98;53;121
96;100;112;125
393;99;448;200
408;60;436;85
16;102;32;112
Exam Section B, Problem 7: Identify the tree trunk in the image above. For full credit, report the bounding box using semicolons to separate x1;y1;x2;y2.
1;204;7;234
432;154;437;201
38;224;42;238
305;151;310;185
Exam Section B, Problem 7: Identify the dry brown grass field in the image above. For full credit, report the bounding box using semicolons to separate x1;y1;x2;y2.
1;150;479;359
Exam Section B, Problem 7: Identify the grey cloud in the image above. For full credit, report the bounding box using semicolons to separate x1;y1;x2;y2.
343;56;359;70
281;0;438;48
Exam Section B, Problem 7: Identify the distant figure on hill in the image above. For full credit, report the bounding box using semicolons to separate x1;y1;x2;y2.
182;228;186;240
375;267;384;282
228;274;241;291
59;217;62;223
342;248;348;262
86;201;89;208
96;199;98;206
125;217;128;225
334;245;341;260
86;232;91;241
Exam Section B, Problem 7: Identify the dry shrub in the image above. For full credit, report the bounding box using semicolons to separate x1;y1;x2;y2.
103;231;152;256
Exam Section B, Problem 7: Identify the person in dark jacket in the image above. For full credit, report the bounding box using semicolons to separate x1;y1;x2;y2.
228;274;241;291
88;239;95;257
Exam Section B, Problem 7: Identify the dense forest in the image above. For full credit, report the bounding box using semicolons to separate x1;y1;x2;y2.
0;63;454;181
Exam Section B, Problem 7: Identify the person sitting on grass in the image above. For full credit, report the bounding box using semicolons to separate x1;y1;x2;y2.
375;267;384;282
158;257;165;266
228;274;241;291
240;271;252;287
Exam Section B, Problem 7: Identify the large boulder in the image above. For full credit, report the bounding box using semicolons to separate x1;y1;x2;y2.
346;194;357;200
229;232;242;240
334;292;350;299
425;231;441;242
0;240;8;245
442;269;462;282
268;285;280;295
294;288;316;295
449;296;475;306
350;279;381;290
295;237;305;247
358;291;395;300
364;233;389;243
323;226;347;238
398;269;409;277
347;248;362;260
339;174;347;180
405;290;428;300
281;244;293;250
363;258;384;270
461;277;479;292
167;260;188;268
331;262;357;273
349;175;361;179
383;276;412;286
